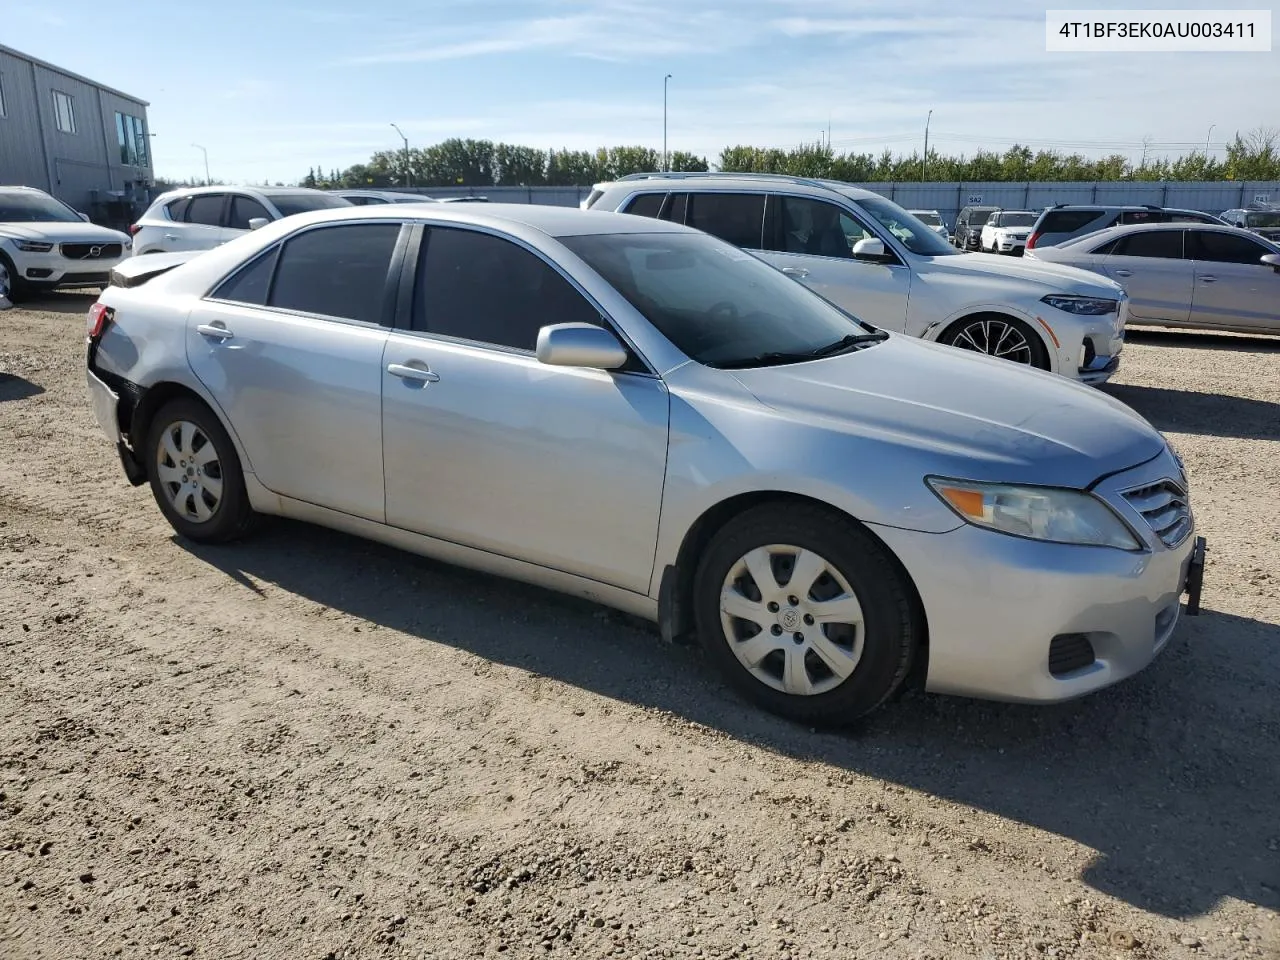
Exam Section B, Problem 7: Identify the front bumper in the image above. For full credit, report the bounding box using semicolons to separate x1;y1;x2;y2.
12;247;127;287
874;452;1200;704
994;237;1027;253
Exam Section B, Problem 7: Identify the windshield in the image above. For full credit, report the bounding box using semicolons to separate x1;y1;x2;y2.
560;232;879;368
1246;212;1280;227
0;190;82;223
266;193;353;217
998;213;1036;227
852;195;958;256
913;212;942;225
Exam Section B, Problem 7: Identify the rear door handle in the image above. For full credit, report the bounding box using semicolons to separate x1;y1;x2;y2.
163;234;179;241
1113;269;1133;277
1199;275;1217;283
781;266;809;279
196;323;233;340
387;362;440;383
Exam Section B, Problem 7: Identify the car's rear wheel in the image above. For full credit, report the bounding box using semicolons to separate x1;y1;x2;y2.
693;504;918;725
145;397;257;543
940;314;1049;369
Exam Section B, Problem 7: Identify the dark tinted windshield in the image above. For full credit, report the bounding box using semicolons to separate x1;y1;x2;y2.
1246;212;1280;227
998;213;1036;227
0;190;81;223
853;195;958;255
266;193;353;217
560;232;877;368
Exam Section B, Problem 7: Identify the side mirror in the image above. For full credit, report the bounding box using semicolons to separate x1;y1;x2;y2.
852;237;891;263
536;322;628;370
79;212;91;222
247;218;270;231
1262;253;1280;272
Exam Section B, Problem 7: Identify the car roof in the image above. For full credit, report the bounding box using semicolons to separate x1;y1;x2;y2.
1065;221;1266;245
595;172;882;202
152;185;335;201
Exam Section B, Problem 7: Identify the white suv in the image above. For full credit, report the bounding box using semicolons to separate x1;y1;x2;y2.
981;210;1037;254
0;186;131;303
131;186;352;255
585;174;1126;384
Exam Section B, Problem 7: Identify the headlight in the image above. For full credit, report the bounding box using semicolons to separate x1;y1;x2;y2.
1041;294;1119;316
927;478;1142;550
15;240;55;253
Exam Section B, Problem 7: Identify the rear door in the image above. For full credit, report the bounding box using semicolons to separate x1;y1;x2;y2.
1186;229;1280;331
171;193;229;251
757;194;911;330
1098;230;1192;323
187;220;405;520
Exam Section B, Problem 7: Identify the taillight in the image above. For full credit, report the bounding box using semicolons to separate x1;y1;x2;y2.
87;302;112;339
128;223;141;236
1026;231;1040;250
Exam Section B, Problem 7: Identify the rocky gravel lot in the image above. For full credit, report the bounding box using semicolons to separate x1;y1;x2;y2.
1;293;1277;960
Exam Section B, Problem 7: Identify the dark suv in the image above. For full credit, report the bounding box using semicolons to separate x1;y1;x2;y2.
953;206;999;250
1025;204;1225;251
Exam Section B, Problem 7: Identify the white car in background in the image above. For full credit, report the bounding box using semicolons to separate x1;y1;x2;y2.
332;189;437;206
908;209;949;239
0;186;131;303
981;210;1037;255
1027;221;1280;335
131;186;352;255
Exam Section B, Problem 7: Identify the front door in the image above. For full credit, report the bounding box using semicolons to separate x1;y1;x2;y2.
1186;229;1280;331
757;194;912;330
186;220;405;520
1099;229;1193;323
381;224;669;594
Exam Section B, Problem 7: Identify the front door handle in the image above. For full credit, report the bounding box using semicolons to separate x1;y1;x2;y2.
781;266;809;279
1199;275;1217;283
163;234;179;241
196;323;233;340
387;362;440;383
1113;269;1133;277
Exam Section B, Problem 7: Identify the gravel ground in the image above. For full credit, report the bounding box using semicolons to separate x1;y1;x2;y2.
1;293;1277;960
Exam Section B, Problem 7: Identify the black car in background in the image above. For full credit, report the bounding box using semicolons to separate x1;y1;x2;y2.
952;205;1000;250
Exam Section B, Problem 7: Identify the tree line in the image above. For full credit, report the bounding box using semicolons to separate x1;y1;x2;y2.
299;128;1279;190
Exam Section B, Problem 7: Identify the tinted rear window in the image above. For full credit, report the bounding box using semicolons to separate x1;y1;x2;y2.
686;193;766;249
268;223;401;323
623;193;665;218
1109;231;1183;258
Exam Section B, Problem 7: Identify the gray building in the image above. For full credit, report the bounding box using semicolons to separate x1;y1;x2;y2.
0;43;152;225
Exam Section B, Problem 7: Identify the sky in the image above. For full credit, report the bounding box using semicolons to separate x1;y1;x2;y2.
3;0;1276;184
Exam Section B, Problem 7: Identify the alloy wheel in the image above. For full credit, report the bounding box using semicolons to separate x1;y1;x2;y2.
0;261;11;300
154;419;224;522
949;319;1034;364
719;544;865;696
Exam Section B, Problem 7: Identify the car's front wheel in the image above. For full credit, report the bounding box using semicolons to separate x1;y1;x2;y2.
0;254;30;304
693;504;919;725
145;397;257;543
940;314;1049;369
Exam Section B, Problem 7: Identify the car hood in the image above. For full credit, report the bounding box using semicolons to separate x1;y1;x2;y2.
933;250;1120;292
0;221;130;243
726;335;1164;488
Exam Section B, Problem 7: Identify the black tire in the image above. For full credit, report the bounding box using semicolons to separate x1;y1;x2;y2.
0;253;31;304
939;314;1050;369
692;503;919;726
144;397;257;543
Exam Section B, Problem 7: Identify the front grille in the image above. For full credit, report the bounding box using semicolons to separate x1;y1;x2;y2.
60;243;123;260
1049;633;1096;676
1122;480;1192;547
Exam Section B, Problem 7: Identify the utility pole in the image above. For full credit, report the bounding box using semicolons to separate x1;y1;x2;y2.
390;123;411;187
191;144;210;185
922;109;932;182
663;74;672;171
1204;123;1215;158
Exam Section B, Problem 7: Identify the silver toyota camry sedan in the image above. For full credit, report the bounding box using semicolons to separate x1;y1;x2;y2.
85;204;1205;724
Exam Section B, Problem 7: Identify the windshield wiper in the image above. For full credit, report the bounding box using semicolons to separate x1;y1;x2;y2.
714;331;889;369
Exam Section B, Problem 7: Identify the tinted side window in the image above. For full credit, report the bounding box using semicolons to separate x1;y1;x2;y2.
415;227;600;351
1109;231;1182;259
212;248;278;305
767;196;863;258
661;193;688;223
623;193;664;218
1168;212;1215;223
1040;210;1106;234
227;195;272;230
165;197;191;222
686;193;766;249
185;195;225;227
1187;230;1270;265
1119;210;1165;225
269;223;401;323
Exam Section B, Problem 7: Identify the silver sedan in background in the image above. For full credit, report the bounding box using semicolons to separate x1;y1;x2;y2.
86;205;1202;724
1027;222;1280;335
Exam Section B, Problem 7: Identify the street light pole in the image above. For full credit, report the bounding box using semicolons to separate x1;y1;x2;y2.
1204;123;1216;158
663;74;672;172
390;123;411;187
191;143;210;184
922;109;932;183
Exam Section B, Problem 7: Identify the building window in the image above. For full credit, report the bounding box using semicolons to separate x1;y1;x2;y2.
116;111;148;165
0;75;7;118
53;90;76;133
